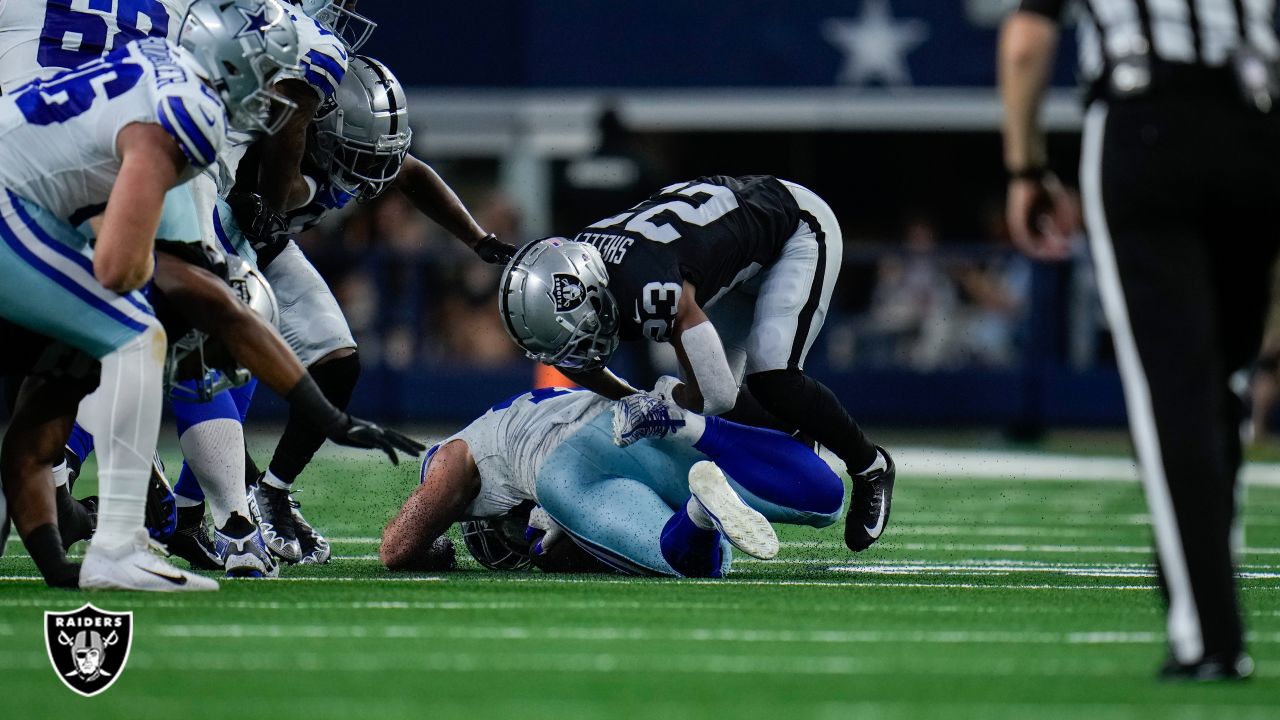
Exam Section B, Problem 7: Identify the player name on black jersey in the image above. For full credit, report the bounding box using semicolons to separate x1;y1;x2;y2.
575;232;635;264
570;175;801;342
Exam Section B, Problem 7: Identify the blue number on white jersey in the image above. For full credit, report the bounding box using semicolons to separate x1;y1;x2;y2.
15;57;143;125
38;0;171;70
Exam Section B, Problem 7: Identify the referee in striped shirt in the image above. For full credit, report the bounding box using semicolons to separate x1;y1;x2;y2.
1000;0;1280;680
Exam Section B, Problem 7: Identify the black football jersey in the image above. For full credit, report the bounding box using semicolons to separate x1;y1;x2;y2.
572;175;800;342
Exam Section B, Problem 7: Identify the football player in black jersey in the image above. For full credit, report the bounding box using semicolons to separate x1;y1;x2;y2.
499;175;895;552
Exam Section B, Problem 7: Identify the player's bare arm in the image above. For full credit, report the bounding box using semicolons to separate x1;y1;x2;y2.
257;78;322;213
94;123;183;292
381;440;479;571
999;10;1074;260
668;280;737;415
152;252;309;394
395;155;489;249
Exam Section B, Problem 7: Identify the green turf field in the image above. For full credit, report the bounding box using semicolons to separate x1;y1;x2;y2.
2;439;1279;719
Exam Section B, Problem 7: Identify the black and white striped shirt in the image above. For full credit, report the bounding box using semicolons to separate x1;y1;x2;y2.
1022;0;1279;82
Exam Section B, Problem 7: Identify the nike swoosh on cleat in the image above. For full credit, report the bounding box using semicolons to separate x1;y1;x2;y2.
140;567;188;585
864;501;888;539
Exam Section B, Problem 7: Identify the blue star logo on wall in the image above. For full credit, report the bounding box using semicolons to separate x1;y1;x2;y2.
235;6;275;41
824;0;930;87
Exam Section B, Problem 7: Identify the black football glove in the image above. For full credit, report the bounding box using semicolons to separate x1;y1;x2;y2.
473;233;517;265
327;415;426;466
225;191;289;263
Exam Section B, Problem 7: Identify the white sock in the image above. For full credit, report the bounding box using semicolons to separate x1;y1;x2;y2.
685;496;716;530
52;461;68;488
81;326;165;549
262;471;290;491
179;418;248;527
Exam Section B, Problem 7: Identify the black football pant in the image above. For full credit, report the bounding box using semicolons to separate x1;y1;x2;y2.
1081;95;1280;663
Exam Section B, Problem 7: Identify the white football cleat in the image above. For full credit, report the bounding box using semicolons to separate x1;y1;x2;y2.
687;461;779;560
80;530;219;592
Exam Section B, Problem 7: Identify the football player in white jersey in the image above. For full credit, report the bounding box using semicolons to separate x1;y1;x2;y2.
0;0;196;93
381;390;845;577
168;55;511;566
0;0;298;591
167;0;355;564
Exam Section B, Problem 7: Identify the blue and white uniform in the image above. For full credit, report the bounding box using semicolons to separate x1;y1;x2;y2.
0;0;193;93
438;389;846;577
0;1;208;252
0;37;225;357
198;5;352;364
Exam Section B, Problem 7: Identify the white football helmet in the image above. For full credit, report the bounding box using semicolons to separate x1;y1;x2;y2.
296;0;376;52
499;238;620;372
180;0;302;134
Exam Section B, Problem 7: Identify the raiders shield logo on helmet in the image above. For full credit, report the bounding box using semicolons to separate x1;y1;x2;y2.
551;273;587;313
45;604;133;697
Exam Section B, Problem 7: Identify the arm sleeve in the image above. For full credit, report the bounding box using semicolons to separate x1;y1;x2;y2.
1018;0;1069;21
681;320;738;416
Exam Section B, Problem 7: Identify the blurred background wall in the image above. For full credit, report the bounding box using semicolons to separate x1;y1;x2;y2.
271;0;1126;432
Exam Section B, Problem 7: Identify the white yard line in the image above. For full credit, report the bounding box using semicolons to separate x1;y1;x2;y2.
22;622;1273;647
881;447;1280;486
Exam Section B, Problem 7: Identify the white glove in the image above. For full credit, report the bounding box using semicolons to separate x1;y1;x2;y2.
652;375;683;406
527;506;565;556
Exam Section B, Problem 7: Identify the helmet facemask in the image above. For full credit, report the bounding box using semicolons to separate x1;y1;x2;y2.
232;58;298;135
308;0;377;52
315;125;410;203
538;289;620;372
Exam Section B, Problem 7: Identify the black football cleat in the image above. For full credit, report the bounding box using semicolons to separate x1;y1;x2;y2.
164;503;223;571
292;497;331;565
844;446;896;552
248;478;302;563
1160;652;1253;682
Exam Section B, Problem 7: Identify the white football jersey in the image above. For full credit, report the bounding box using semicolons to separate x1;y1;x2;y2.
208;5;348;195
446;388;612;518
0;0;194;94
0;37;225;222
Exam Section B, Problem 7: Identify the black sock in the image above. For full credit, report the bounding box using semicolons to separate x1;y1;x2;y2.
244;448;262;490
268;352;360;484
24;523;79;588
54;485;93;548
747;368;878;471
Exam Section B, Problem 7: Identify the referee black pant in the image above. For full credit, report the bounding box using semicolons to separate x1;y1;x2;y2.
1082;94;1280;663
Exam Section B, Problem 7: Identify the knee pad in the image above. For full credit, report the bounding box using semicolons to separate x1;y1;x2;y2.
308;352;360;411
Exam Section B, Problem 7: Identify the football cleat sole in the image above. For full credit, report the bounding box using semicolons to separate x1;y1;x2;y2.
687;461;778;560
